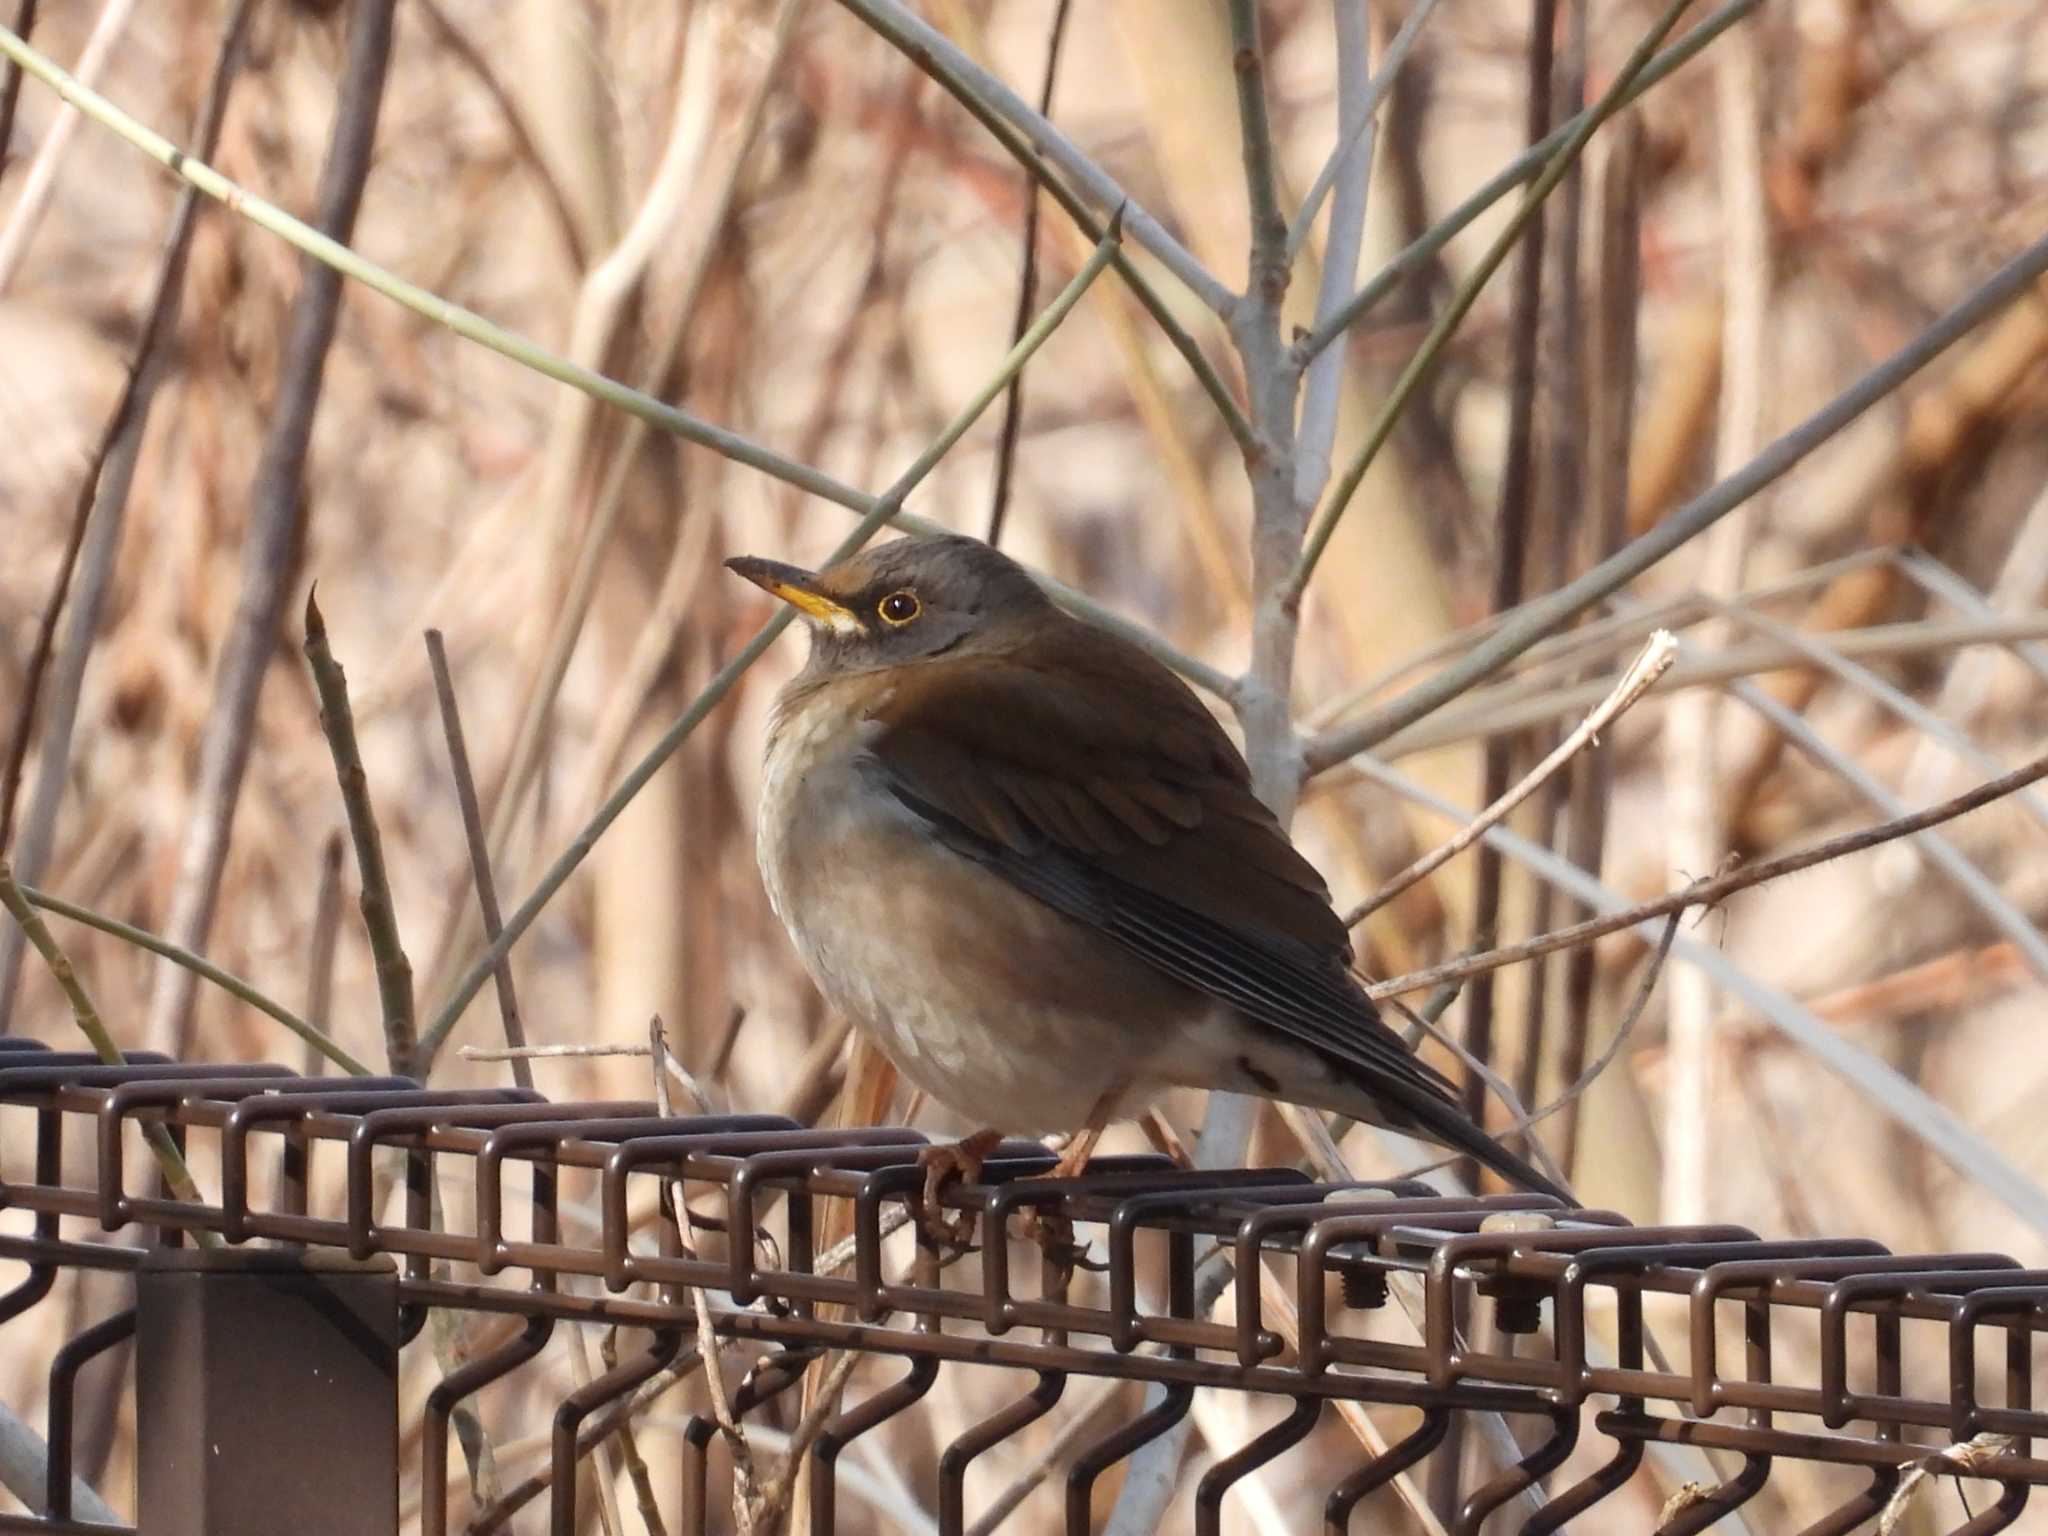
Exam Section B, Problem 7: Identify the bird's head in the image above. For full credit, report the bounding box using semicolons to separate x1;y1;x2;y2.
725;534;1054;678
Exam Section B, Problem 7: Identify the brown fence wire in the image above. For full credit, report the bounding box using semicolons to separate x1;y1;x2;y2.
0;1040;2042;1534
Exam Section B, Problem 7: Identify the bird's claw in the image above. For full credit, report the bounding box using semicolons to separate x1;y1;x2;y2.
916;1130;1002;1255
1018;1208;1105;1279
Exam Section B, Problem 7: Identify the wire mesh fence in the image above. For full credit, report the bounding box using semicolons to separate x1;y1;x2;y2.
1;1041;2044;1534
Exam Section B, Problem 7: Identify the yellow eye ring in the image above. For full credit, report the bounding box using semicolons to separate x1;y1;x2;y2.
877;590;920;626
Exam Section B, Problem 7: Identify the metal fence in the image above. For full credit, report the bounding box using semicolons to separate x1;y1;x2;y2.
0;1039;2042;1534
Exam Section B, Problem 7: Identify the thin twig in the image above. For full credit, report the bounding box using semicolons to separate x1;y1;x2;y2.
305;589;417;1074
463;1041;647;1063
1347;632;1676;926
985;0;1071;548
1294;0;1762;363
1365;752;2048;1002
1229;0;1288;303
1448;913;1679;1149
21;882;371;1074
425;629;528;1090
0;859;216;1242
0;0;33;167
837;0;1257;457
751;1351;860;1529
459;1038;712;1110
1290;0;1699;601
656;1012;757;1531
1288;0;1444;258
598;1328;668;1536
648;1018;714;1116
418;212;1128;1062
302;832;345;1076
833;0;1231;313
1302;222;2048;767
1876;1434;2014;1535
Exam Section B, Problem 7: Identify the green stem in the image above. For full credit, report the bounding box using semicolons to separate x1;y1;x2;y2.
19;883;372;1076
0;860;219;1242
305;588;418;1075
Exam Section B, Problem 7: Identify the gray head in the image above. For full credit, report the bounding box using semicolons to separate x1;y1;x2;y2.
725;534;1057;678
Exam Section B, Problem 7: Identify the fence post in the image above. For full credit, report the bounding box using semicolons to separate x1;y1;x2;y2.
136;1249;398;1536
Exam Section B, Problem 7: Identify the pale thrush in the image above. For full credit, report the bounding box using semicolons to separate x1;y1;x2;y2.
728;534;1564;1202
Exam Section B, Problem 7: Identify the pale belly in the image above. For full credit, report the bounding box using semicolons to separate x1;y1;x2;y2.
756;712;1191;1133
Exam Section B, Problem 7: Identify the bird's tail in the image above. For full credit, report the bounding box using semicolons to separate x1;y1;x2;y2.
1388;1085;1574;1204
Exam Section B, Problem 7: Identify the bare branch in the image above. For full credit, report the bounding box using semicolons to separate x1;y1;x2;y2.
833;0;1234;315
986;0;1074;548
1293;0;1763;363
144;0;399;1053
305;589;417;1075
1363;753;2048;1001
1347;632;1676;926
1289;0;1700;601
1302;225;2048;769
425;629;528;1087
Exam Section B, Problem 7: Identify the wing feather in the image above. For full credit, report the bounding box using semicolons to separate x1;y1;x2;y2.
862;621;1454;1108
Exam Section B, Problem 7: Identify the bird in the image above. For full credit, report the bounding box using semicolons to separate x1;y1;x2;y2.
726;533;1568;1211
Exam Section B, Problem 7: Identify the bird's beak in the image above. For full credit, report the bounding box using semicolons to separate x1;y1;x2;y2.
724;556;862;635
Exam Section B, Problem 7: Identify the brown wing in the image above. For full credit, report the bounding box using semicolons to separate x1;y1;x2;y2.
862;616;1458;1104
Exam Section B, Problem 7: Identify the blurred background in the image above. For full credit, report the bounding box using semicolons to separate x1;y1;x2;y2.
4;0;2048;1529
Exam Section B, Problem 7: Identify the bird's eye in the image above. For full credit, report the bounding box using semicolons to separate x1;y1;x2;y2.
877;590;921;626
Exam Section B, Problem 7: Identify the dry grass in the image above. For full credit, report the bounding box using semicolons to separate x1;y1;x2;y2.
4;0;2048;1530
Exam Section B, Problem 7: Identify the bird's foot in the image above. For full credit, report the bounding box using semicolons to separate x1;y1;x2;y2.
1011;1120;1110;1277
1017;1207;1107;1283
916;1128;1003;1254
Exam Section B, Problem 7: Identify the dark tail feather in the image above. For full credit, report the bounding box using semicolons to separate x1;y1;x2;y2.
1395;1088;1575;1205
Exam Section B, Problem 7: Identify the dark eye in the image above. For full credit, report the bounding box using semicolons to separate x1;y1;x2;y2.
877;590;920;626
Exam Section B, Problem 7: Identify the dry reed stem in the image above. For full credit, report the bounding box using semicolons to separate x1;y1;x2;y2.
144;0;399;1054
0;0;258;1032
1661;4;1771;1225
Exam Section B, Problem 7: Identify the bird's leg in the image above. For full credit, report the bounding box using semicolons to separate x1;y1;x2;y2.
1020;1087;1122;1271
916;1127;1003;1253
1045;1120;1106;1181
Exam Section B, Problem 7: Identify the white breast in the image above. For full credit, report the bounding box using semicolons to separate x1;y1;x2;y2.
751;686;1164;1133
